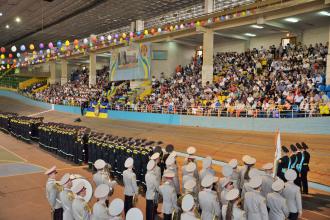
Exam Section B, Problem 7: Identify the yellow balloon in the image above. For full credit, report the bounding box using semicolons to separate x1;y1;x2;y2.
61;47;65;52
29;44;35;50
0;54;5;59
65;40;70;46
170;26;174;31
75;45;79;49
196;21;201;27
144;30;148;35
122;33;127;38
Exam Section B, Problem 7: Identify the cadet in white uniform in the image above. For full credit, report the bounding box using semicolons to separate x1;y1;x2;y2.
166;154;181;196
244;176;269;220
261;163;275;198
229;159;240;189
151;152;162;185
199;175;221;220
282;169;302;220
219;165;233;193
126;207;143;220
239;155;256;190
93;159;116;190
159;170;178;220
241;168;261;198
182;162;198;194
123;157;138;215
267;179;289;220
108;198;124;220
145;160;159;220
181;194;199;220
199;156;215;181
45;166;63;220
182;147;199;181
92;184;110;220
71;181;91;220
220;177;234;206
59;173;74;220
222;188;246;220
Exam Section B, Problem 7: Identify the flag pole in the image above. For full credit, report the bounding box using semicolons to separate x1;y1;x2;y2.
273;128;280;178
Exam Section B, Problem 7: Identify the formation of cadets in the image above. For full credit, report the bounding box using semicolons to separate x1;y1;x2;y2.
44;144;310;220
0;112;311;220
0;112;42;141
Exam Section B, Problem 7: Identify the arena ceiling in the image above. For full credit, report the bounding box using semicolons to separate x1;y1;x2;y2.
0;0;203;47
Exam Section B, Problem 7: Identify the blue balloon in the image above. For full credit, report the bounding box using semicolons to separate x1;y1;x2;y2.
16;52;21;58
57;41;62;48
137;31;141;36
20;45;26;51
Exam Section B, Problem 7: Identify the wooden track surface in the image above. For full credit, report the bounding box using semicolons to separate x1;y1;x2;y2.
0;96;329;185
0;96;330;219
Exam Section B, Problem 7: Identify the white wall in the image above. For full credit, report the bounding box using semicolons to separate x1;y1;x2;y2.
303;26;329;46
214;39;246;53
151;42;195;79
213;25;329;53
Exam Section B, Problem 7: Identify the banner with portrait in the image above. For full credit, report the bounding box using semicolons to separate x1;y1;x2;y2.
110;43;151;81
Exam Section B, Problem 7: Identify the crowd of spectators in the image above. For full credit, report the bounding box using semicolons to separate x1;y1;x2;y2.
119;42;329;117
30;66;111;106
22;42;329;117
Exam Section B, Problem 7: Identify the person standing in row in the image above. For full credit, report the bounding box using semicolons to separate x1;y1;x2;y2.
165;153;181;197
260;163;275;198
300;142;310;194
199;175;221;220
92;184;111;220
199;156;215;181
145;160;159;220
277;146;290;182
123;157;138;215
181;194;200;220
108;198;124;220
72;181;91;220
282;169;302;220
244;176;268;220
159;170;178;220
45;166;63;220
239;155;256;190
266;179;289;220
59;173;74;220
222;188;246;220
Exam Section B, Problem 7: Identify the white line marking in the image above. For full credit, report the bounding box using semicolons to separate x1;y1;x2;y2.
0;143;27;162
28;109;54;117
304;210;330;218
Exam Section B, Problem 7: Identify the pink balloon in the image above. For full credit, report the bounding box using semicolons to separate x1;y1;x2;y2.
48;42;54;49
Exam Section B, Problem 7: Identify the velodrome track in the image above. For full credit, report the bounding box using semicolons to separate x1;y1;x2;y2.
0;96;330;220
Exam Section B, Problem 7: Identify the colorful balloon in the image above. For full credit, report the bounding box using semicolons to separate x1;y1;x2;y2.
144;30;148;35
107;35;112;41
100;36;105;41
48;42;54;49
0;54;5;59
57;41;62;48
11;46;17;52
122;33;127;38
157;28;161;33
1;47;5;53
29;44;35;50
16;52;21;58
65;40;70;47
20;45;26;51
8;53;13;58
129;32;134;37
83;38;89;44
39;43;44;49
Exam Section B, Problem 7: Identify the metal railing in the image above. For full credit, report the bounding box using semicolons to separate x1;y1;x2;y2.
105;104;329;118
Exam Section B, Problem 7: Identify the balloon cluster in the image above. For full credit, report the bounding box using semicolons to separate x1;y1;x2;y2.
0;9;254;67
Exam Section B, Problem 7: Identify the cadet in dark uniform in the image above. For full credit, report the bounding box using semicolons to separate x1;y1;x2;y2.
289;145;301;187
277;146;290;182
301;142;310;194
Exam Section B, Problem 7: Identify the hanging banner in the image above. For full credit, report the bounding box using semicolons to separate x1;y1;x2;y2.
110;43;151;81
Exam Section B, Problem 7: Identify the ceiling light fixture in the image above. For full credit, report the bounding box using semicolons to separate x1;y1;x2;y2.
284;17;299;23
244;33;256;37
318;11;330;16
5;24;10;29
251;24;264;29
15;17;21;23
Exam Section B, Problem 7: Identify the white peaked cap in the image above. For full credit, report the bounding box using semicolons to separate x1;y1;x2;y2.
225;188;240;201
285;169;297;181
60;173;71;185
94;159;106;169
182;194;194;212
126;208;143;220
187;146;196;155
109;198;124;216
124;157;134;168
147;160;156;171
94;184;110;198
